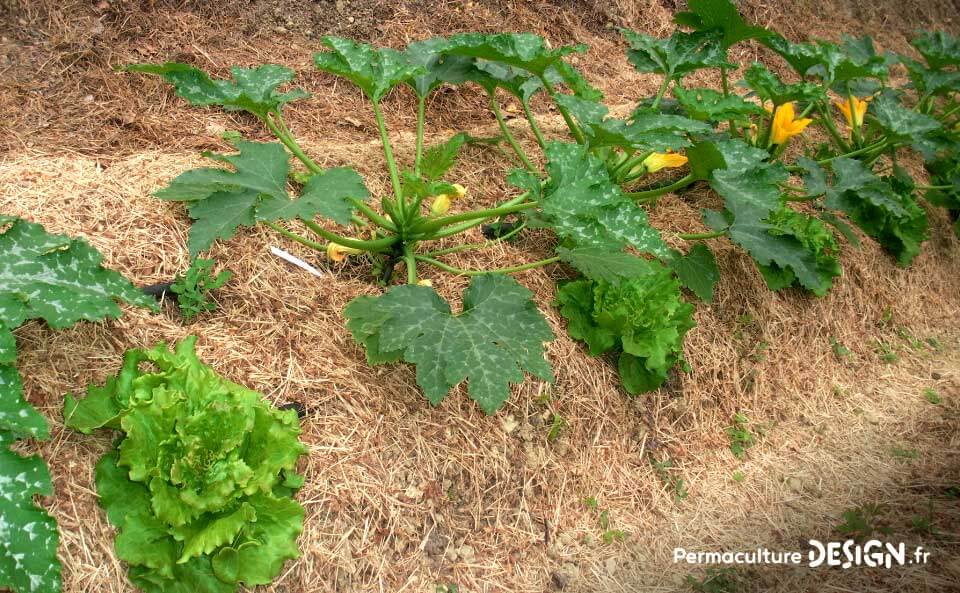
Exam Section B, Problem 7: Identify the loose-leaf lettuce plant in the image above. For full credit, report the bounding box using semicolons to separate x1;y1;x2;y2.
0;215;157;593
64;337;308;593
126;0;959;405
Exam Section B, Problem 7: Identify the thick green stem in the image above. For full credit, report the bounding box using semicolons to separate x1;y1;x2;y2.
540;76;586;144
817;139;889;164
522;99;548;150
613;151;651;181
300;219;398;251
349;198;397;232
677;230;727;241
414;96;426;176
650;77;672;111
422;222;527;257
490;93;536;172
263;221;327;251
817;104;851;152
916;184;954;191
720;65;738;135
264;113;323;174
413;201;538;237
371;101;407;221
421;192;533;240
404;244;417;284
416;254;560;276
627;174;695;202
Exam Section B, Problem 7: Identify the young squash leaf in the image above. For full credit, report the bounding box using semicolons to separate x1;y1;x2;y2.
673;86;764;123
344;275;554;414
314;37;424;103
901;57;960;97
666;243;720;303
674;0;772;49
123;63;309;117
403;38;474;98
623;29;730;82
911;30;960;70
420;132;472;181
763;35;889;83
556;262;694;395
444;33;586;77
824;158;929;266
869;93;941;144
555;95;709;152
536;142;670;258
740;62;826;105
154;141;369;254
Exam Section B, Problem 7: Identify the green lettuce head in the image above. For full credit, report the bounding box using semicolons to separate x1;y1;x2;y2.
65;337;308;593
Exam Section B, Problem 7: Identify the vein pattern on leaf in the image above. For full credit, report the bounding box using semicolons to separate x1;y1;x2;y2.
345;275;554;414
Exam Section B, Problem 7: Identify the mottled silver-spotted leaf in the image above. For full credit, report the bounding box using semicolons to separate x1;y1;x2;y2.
314;37;424;102
124;63;309;117
344;275;554;414
403;38;474;98
869;94;941;143
0;217;155;331
538;143;669;257
555;95;707;152
0;432;61;593
911;30;960;70
623;29;730;81
740;62;826;105
673;86;764;122
154;142;290;255
445;33;586;76
0;363;48;440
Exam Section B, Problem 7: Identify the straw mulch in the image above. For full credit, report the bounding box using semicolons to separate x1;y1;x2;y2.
2;1;959;591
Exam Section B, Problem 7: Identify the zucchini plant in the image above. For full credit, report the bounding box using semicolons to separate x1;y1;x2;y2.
126;0;958;409
0;215;157;593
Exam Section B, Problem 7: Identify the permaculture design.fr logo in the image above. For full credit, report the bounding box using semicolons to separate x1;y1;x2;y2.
674;540;931;569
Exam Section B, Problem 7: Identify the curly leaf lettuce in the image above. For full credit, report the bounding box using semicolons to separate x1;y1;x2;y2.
557;261;695;395
64;338;308;593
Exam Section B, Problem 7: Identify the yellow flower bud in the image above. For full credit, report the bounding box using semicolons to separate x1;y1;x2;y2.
430;194;452;216
834;96;870;129
416;279;433;287
326;242;363;262
641;152;689;173
451;183;468;200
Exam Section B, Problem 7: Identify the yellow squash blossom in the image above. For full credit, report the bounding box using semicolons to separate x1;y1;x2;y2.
430;194;452;216
834;96;870;129
416;279;433;287
770;102;813;145
642;152;688;173
451;183;468;200
326;242;363;262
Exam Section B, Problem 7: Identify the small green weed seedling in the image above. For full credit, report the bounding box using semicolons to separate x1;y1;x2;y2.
583;497;627;544
836;504;892;541
923;387;942;404
686;568;742;593
547;413;566;442
875;340;899;364
891;447;920;459
171;257;233;321
829;336;853;360
651;456;689;503
725;413;755;460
